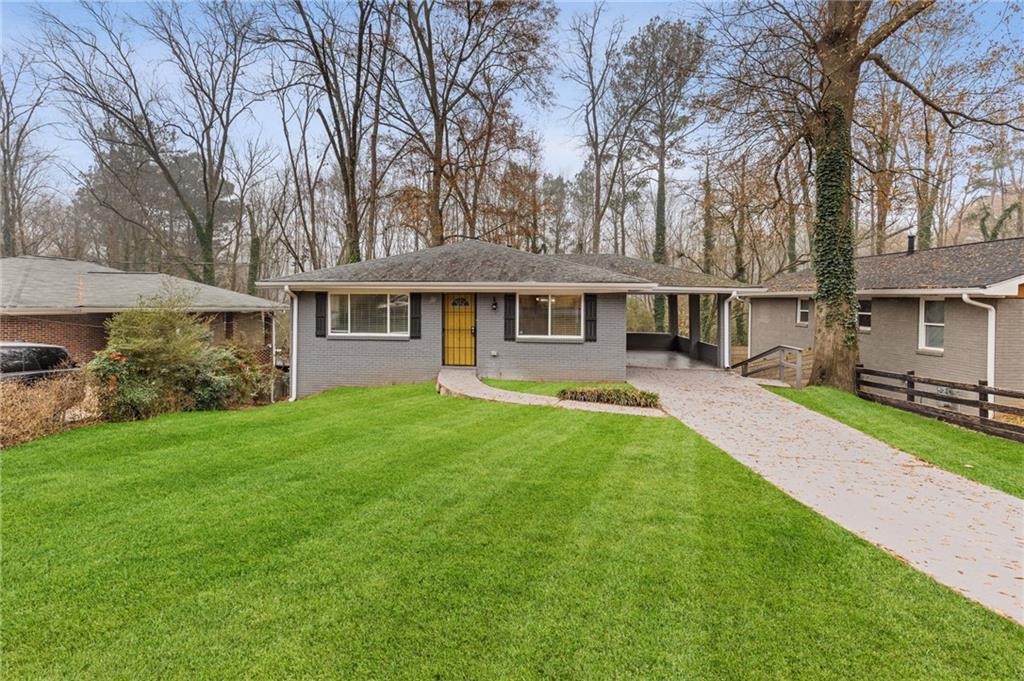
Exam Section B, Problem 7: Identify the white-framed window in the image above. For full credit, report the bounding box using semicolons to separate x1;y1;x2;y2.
329;293;409;336
857;299;872;331
516;293;583;338
919;298;944;350
796;298;811;325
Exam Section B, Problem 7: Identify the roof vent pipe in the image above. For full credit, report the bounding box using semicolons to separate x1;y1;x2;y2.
907;234;916;255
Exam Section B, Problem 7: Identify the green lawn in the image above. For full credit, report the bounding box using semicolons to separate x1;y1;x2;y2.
481;377;633;397
769;386;1024;498
3;384;1021;679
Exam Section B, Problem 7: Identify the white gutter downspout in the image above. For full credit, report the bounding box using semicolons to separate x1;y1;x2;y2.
961;293;996;398
284;285;298;402
722;290;741;368
267;311;276;403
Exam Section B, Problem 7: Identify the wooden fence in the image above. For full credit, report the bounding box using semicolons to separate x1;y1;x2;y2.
732;346;813;388
855;366;1024;443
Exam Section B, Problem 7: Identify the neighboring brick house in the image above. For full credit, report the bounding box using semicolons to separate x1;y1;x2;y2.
746;237;1024;401
1;256;284;363
257;240;761;399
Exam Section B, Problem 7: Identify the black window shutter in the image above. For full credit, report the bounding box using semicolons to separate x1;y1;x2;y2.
584;294;597;342
503;294;516;341
315;292;327;337
409;293;422;339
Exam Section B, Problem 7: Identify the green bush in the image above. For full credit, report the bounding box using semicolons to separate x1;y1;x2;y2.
556;386;660;409
88;294;270;421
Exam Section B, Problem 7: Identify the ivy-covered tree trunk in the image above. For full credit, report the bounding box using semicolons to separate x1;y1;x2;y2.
653;151;667;332
809;98;859;391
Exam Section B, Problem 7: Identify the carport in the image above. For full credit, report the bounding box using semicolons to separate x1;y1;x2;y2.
557;254;766;369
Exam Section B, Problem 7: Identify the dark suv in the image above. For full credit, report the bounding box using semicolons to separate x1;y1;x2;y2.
0;342;76;383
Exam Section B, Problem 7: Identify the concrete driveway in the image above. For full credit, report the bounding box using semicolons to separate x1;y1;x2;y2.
628;366;1024;625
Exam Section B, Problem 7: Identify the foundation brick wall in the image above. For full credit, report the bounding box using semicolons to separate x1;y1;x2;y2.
0;314;111;361
1;311;275;365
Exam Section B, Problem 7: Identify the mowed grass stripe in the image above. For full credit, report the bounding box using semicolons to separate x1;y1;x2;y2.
2;383;1021;679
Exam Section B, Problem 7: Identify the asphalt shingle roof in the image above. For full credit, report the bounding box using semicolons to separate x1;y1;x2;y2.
765;238;1024;293
1;256;284;312
557;253;760;290
266;240;649;285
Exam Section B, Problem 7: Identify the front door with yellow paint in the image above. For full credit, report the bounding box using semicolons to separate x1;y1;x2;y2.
443;294;476;366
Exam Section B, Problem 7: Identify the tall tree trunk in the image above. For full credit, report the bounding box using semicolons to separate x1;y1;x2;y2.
733;155;748;345
247;232;261;295
700;163;715;275
199;218;216;285
808;91;859;389
591;159;602;253
343;155;361;263
429;125;445;246
653;147;667;331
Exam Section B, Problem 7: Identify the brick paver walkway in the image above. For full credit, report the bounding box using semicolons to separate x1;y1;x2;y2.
628;366;1024;624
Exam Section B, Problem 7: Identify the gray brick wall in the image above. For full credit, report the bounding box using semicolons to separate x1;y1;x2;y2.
293;291;626;397
748;297;815;355
856;297;987;385
475;293;626;382
749;295;1022;390
293;291;443;396
995;297;1024;392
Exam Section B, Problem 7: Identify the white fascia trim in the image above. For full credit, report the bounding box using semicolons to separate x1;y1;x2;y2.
1;305;287;315
983;274;1024;296
749;287;1007;299
256;281;652;294
642;286;767;295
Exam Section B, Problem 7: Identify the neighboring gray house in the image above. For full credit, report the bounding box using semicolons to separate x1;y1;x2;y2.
0;256;285;363
747;237;1024;393
258;240;760;399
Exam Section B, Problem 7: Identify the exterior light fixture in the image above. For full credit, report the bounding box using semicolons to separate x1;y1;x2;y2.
491;297;498;311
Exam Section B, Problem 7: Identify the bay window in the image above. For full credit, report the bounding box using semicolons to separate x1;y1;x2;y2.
517;294;582;338
329;293;409;336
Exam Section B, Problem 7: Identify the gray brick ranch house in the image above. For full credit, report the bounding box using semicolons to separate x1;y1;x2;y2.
1;256;284;363
747;237;1024;394
258;240;761;399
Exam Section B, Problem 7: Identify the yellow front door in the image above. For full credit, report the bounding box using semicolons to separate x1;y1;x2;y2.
443;294;476;366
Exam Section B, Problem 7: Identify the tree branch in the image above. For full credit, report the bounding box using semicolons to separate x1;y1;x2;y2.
855;0;936;61
866;53;1024;132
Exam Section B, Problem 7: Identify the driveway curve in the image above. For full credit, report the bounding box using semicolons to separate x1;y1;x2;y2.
628;366;1024;625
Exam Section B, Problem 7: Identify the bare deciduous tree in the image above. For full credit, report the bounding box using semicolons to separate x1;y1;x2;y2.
37;1;262;284
1;51;52;256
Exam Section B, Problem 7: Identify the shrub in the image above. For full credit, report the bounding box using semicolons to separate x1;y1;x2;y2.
0;372;88;447
88;294;270;421
556;386;660;409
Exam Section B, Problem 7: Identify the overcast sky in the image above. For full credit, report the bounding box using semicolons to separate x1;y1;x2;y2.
1;1;707;187
2;1;1017;190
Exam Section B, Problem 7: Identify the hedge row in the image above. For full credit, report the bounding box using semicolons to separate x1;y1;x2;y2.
556;386;660;409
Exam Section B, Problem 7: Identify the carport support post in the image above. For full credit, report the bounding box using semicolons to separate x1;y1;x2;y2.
667;294;679;345
717;293;731;368
688;294;701;360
